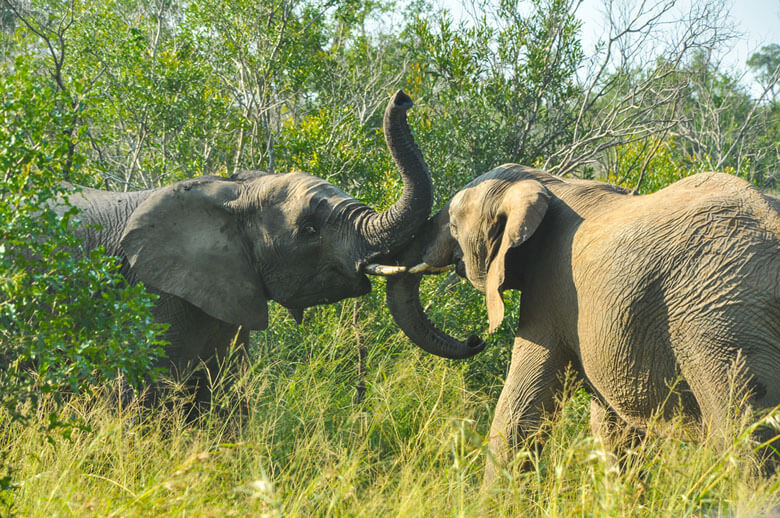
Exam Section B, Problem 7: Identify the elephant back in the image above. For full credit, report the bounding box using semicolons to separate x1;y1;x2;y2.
57;186;154;258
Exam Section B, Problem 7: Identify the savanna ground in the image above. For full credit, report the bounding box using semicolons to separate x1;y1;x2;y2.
4;293;780;517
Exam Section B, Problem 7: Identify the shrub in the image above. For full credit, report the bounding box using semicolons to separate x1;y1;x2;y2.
0;58;166;495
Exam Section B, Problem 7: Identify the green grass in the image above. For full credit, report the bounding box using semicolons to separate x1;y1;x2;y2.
2;298;779;517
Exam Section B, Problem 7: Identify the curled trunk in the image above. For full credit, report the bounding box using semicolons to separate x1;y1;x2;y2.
384;223;485;359
386;272;486;359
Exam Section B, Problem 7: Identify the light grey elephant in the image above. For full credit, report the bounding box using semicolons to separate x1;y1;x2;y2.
385;164;780;480
57;91;433;402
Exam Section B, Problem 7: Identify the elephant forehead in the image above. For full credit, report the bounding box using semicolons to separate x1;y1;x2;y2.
244;172;352;209
449;190;474;222
451;179;506;222
288;172;351;198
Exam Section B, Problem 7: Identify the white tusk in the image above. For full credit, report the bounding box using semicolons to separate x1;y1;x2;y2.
363;264;408;276
408;262;430;274
408;262;454;274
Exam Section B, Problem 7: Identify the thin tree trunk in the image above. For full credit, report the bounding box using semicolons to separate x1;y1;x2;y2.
353;300;367;405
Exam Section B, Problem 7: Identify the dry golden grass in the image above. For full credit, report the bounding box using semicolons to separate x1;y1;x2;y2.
2;302;779;516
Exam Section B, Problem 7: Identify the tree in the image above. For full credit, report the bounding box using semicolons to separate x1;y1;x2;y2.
395;0;750;196
748;43;780;100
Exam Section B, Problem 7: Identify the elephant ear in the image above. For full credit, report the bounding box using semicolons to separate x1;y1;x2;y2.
485;180;550;333
120;178;269;330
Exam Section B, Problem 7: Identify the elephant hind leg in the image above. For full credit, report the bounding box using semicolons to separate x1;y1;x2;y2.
681;352;780;473
589;399;646;470
483;336;579;486
589;399;644;446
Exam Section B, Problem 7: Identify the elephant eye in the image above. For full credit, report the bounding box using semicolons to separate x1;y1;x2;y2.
301;224;318;236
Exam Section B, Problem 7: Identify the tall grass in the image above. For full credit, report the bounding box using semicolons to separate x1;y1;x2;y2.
2;298;779;516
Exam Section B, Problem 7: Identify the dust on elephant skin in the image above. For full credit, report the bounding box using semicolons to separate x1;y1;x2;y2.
387;164;780;480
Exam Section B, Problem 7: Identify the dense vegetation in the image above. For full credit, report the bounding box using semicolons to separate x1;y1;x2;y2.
1;0;779;514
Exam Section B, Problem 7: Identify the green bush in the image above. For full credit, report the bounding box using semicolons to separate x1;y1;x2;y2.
0;58;166;494
605;137;704;194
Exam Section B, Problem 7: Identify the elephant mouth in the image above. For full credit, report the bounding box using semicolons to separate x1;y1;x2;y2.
280;270;370;324
281;268;372;310
348;274;372;298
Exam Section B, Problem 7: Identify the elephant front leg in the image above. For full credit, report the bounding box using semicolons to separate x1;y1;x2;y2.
195;326;252;408
484;336;578;486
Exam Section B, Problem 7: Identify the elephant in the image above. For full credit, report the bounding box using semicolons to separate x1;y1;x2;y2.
56;90;433;403
384;163;780;480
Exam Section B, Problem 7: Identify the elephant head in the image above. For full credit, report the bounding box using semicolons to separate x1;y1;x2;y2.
119;90;433;330
383;166;551;358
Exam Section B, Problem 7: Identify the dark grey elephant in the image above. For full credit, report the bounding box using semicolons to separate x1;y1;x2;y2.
57;91;432;401
386;163;780;480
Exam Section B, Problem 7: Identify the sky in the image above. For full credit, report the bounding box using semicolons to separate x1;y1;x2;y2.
436;0;780;92
575;0;780;73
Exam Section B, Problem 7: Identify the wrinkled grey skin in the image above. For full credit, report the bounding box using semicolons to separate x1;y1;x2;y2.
387;164;780;480
57;91;432;402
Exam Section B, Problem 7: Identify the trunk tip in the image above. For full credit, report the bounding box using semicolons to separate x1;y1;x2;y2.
465;334;486;354
392;90;413;110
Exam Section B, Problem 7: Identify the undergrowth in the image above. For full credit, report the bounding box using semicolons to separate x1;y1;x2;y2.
1;301;779;517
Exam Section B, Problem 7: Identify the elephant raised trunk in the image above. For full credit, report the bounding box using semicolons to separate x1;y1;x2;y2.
356;90;433;254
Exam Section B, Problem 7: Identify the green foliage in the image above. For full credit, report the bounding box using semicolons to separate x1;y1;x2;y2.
605;135;761;194
404;0;584;197
277;105;392;201
748;43;780;94
672;50;776;186
0;57;166;484
605;138;703;194
2;0;780;512
60;0;240;186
